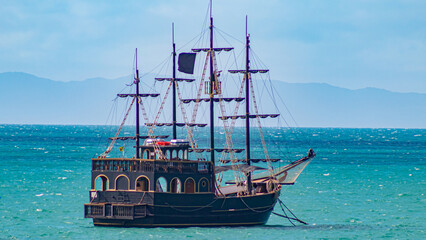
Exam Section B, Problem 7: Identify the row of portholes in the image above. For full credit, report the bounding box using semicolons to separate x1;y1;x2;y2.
95;175;210;193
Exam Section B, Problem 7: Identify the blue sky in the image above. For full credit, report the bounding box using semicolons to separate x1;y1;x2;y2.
1;0;425;93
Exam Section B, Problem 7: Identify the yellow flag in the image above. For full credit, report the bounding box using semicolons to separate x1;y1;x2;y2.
119;147;124;152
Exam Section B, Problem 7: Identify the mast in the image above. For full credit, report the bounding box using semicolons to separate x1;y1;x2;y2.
209;3;215;166
172;23;177;139
245;16;252;193
209;0;216;192
135;48;141;159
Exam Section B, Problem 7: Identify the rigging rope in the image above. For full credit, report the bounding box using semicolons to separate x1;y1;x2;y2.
217;74;247;185
176;83;202;157
101;97;136;157
249;74;275;177
148;81;173;160
164;198;219;212
138;96;150;124
228;75;246;134
272;198;308;226
190;53;210;124
239;196;276;213
211;49;245;184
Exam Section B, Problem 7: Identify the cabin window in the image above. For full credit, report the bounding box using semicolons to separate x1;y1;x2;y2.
171;150;177;161
198;178;209;192
136;176;150;191
95;175;109;191
170;178;181;193
184;178;195;193
115;175;129;190
156;177;167;192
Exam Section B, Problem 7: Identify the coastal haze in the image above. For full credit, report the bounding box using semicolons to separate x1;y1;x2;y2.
1;72;425;128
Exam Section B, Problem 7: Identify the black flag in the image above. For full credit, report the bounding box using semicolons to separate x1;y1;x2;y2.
178;53;196;74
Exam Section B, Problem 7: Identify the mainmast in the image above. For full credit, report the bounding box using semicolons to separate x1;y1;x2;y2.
245;17;252;193
187;0;236;192
209;2;215;167
209;2;216;192
135;48;141;159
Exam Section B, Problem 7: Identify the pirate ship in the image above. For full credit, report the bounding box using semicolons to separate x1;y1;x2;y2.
84;3;315;227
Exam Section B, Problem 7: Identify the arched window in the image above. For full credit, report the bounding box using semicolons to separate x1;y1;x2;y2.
143;150;150;159
156;177;168;192
184;178;195;193
172;150;177;161
170;178;181;193
95;175;109;191
198;178;210;192
115;175;129;190
135;176;150;191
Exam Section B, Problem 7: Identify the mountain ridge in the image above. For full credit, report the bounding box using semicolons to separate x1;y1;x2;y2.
1;72;425;128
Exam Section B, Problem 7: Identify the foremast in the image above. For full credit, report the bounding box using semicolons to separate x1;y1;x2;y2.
172;24;177;139
135;49;141;158
227;18;278;194
102;49;161;158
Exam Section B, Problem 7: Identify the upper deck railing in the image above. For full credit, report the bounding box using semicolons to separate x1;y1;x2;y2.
92;158;212;174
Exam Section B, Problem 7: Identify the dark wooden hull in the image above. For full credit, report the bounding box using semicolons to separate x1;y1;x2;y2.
88;190;280;227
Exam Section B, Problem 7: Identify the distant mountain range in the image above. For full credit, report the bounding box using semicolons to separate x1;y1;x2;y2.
1;72;425;128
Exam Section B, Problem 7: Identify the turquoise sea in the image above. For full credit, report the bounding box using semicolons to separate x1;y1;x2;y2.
0;125;425;239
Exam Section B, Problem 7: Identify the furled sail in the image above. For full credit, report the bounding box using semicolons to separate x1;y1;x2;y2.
188;148;245;153
191;47;233;52
228;69;269;74
181;97;245;103
155;78;195;82
219;114;280;120
145;123;207;127
219;158;280;163
215;165;267;174
108;135;169;140
117;93;160;98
